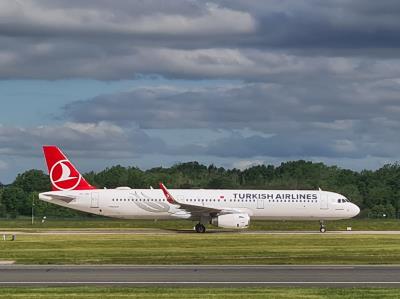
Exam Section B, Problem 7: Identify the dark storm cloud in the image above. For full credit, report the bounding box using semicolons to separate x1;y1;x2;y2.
218;0;400;50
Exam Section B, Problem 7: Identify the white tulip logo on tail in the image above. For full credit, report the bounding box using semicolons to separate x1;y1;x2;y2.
50;159;82;191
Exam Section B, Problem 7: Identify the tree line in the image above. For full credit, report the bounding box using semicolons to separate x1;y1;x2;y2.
0;160;399;218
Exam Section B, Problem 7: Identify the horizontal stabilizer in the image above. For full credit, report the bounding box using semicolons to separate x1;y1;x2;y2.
40;193;76;203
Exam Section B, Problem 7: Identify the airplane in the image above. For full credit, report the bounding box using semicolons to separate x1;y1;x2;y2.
39;146;360;233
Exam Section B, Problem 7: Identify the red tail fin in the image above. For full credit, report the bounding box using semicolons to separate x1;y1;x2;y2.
43;146;95;191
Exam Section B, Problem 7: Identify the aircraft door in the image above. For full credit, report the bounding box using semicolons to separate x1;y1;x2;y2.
320;192;328;210
91;192;99;208
257;198;264;209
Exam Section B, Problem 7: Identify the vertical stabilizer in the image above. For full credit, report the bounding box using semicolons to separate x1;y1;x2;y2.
43;146;95;191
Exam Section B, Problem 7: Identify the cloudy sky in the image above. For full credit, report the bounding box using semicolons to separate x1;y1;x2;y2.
1;0;400;183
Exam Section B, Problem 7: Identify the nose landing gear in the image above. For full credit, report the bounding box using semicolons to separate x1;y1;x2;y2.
194;223;206;233
319;220;326;233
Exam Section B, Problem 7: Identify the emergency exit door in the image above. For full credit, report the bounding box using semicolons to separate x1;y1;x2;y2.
257;198;264;209
320;193;328;209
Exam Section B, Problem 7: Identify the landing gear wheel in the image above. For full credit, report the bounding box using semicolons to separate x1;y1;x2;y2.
195;223;206;233
319;220;326;233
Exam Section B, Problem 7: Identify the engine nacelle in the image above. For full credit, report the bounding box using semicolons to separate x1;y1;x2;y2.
211;213;250;229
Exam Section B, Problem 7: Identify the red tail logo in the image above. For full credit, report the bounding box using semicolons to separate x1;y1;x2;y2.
43;146;95;191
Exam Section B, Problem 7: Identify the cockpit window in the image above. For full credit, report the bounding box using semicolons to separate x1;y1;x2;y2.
337;198;349;203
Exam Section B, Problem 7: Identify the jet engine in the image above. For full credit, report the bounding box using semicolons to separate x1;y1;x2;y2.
211;213;250;229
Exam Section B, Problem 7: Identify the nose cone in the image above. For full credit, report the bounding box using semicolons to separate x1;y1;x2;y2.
351;203;360;217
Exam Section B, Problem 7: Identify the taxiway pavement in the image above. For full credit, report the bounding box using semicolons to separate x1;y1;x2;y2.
0;265;400;286
1;229;400;235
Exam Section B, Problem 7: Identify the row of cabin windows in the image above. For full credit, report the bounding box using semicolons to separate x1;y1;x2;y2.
269;199;317;203
112;199;261;203
112;198;165;202
112;198;317;203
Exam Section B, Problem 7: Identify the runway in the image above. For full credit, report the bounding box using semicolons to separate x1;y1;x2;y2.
1;265;400;286
2;229;400;235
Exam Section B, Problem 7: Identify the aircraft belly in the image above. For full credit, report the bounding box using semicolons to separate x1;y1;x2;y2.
109;214;174;220
102;202;173;219
253;205;329;219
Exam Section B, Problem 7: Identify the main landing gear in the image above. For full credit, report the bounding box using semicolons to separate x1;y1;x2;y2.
195;223;206;233
319;220;326;233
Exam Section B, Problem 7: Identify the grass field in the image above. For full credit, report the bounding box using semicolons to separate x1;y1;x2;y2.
1;233;400;264
0;218;399;231
0;287;398;299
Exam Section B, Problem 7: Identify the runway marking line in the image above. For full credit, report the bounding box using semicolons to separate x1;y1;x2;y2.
1;282;400;285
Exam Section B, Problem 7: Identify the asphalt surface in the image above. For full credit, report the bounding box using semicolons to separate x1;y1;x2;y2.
1;265;400;286
2;229;400;235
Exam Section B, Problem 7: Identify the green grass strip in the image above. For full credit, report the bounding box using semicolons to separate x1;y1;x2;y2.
0;218;399;231
0;287;399;299
1;234;400;264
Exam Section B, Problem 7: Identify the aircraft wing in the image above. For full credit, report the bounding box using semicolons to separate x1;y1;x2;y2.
159;183;239;217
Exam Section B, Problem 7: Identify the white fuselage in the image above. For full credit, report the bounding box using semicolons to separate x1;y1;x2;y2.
39;188;360;221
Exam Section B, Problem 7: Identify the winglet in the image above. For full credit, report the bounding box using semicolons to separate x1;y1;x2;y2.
159;182;177;204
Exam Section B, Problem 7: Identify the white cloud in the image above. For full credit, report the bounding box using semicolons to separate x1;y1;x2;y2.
0;160;8;170
0;1;255;36
0;121;165;158
232;159;264;170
